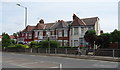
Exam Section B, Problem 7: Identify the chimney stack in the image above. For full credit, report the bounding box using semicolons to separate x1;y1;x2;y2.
73;14;77;20
39;19;44;24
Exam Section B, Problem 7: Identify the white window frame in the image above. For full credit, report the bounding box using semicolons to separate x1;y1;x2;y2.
29;37;32;39
81;27;84;36
26;33;27;36
74;27;78;35
88;27;93;30
64;30;67;37
64;40;68;46
39;31;43;36
35;31;38;37
22;33;23;36
29;33;32;36
74;40;79;47
58;40;62;46
58;30;62;37
51;31;54;35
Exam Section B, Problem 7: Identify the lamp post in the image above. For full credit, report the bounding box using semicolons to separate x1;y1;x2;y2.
16;3;27;27
47;29;50;54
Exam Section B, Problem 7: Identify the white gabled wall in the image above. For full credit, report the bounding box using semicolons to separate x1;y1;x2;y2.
94;18;100;35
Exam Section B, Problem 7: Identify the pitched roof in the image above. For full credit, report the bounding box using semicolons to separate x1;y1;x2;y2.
21;15;99;32
51;20;68;29
10;35;15;39
45;23;55;29
0;36;2;38
71;14;99;26
23;25;35;32
82;17;99;25
66;21;72;24
71;14;86;26
34;23;45;29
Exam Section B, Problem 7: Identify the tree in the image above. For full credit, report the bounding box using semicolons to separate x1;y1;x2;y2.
13;33;17;39
110;29;120;49
100;33;111;48
84;30;97;48
2;32;6;36
95;35;104;48
2;33;12;47
110;29;120;43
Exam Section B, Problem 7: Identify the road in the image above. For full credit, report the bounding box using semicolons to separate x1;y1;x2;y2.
1;52;119;69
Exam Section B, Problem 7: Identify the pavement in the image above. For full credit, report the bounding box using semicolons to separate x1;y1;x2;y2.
5;52;120;62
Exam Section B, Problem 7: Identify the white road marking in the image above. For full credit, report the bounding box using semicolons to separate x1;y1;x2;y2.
50;66;59;68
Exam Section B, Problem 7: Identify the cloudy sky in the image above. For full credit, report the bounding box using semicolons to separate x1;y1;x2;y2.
1;0;119;35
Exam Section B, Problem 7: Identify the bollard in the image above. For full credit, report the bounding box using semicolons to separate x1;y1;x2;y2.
37;48;39;53
24;48;26;53
30;48;32;53
60;64;62;70
49;48;50;54
46;48;47;54
113;49;115;58
55;48;56;55
65;48;67;55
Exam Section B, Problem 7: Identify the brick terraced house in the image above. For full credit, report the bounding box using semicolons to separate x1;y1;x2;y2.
17;14;100;47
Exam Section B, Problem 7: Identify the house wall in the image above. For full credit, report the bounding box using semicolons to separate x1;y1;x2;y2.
94;18;100;35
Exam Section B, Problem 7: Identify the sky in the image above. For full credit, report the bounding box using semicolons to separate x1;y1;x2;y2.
1;0;119;35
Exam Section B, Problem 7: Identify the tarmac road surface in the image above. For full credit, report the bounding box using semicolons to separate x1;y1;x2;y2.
1;52;119;69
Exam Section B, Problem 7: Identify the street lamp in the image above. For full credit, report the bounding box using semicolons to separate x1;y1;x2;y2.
16;3;27;27
47;29;50;54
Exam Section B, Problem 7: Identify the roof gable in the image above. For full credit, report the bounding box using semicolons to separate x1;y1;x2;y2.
71;14;99;26
71;14;85;26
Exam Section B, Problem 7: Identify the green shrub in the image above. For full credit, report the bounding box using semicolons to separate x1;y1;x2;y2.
7;45;15;48
22;45;29;48
15;44;23;48
41;40;60;48
15;44;29;48
29;41;38;48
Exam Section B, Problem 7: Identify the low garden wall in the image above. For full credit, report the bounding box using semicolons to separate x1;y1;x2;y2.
2;47;120;57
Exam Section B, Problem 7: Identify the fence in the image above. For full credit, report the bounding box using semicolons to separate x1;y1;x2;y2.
2;47;120;57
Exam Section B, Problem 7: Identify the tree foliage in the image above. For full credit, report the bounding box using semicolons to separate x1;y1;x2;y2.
84;30;97;48
110;29;120;43
89;29;120;49
2;33;12;47
13;33;17;39
98;33;111;48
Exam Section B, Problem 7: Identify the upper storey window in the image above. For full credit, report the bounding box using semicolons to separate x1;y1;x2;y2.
74;27;78;35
